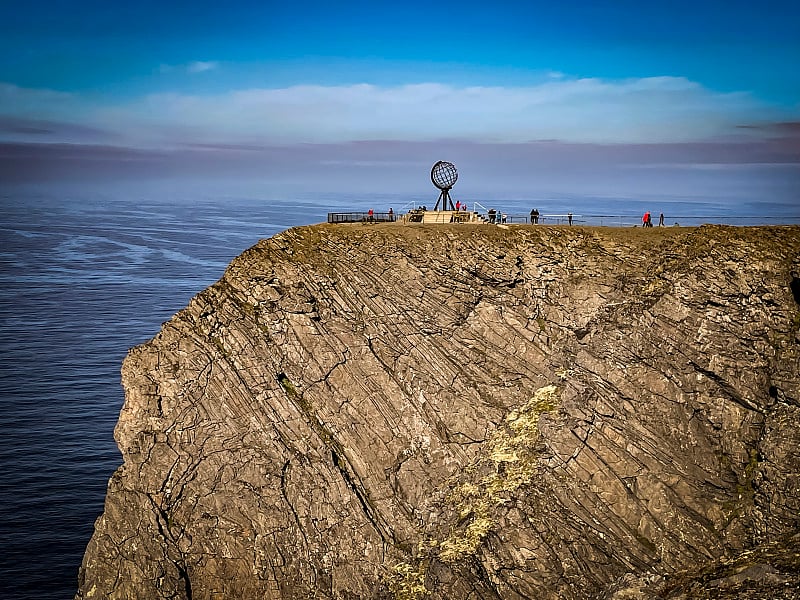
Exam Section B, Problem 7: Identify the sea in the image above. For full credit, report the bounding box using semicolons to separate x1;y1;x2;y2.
0;182;798;599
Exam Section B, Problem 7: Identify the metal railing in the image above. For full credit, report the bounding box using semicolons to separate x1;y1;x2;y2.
534;215;798;227
328;210;798;227
327;212;396;223
396;200;419;212
467;213;797;227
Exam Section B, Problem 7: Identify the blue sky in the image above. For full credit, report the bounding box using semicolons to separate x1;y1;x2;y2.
1;0;798;204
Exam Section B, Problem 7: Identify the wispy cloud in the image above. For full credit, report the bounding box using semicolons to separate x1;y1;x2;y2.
0;115;113;140
186;61;219;73
0;82;74;116
159;61;219;74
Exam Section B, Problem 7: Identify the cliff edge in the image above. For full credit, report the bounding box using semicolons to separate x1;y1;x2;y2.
78;224;800;599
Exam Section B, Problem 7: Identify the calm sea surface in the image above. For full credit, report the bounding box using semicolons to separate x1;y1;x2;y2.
0;190;333;600
0;186;797;599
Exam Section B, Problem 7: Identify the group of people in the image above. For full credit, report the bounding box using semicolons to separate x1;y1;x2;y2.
487;208;505;224
365;207;395;222
642;212;666;227
529;209;573;225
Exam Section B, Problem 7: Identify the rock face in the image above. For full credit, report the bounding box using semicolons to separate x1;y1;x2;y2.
77;224;800;599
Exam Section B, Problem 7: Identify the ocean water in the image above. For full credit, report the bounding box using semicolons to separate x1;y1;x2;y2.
0;190;332;600
0;185;797;600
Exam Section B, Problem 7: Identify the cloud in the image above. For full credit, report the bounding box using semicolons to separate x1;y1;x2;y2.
91;77;787;146
2;77;796;148
736;121;800;136
0;82;75;116
159;61;219;74
0;115;114;141
187;61;219;73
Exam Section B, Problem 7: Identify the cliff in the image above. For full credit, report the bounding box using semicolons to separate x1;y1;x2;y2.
77;224;800;599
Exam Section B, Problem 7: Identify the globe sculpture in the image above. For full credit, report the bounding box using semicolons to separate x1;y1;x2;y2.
431;160;458;211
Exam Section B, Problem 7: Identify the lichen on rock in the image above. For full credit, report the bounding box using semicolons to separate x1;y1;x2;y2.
438;384;561;564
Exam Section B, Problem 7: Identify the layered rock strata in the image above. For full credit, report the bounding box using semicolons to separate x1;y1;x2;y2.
78;224;800;599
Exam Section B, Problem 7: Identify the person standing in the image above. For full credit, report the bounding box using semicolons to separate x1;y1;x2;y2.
659;212;664;227
455;200;461;211
567;212;573;225
643;211;650;227
530;208;539;224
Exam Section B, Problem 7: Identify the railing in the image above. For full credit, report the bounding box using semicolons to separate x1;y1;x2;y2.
476;213;798;226
328;212;396;223
329;210;798;227
396;200;418;212
536;215;799;227
536;214;579;225
484;213;530;224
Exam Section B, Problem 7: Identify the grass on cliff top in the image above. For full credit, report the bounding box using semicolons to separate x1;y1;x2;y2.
262;222;799;261
237;223;799;275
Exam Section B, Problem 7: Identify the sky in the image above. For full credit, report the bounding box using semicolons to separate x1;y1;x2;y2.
1;0;798;207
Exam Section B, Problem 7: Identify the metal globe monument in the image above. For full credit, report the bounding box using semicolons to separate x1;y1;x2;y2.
431;160;458;211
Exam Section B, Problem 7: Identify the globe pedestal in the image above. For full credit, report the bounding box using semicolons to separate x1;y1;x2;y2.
434;187;454;211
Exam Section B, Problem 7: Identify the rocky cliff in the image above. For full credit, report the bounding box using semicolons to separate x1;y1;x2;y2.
77;224;800;599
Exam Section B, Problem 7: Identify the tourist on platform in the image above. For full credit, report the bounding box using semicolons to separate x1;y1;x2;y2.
530;208;539;224
568;212;573;225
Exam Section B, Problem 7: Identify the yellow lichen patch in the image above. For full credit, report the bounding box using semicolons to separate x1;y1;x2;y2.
508;384;558;432
488;445;519;463
438;384;561;564
438;516;493;562
386;561;428;600
417;537;439;554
